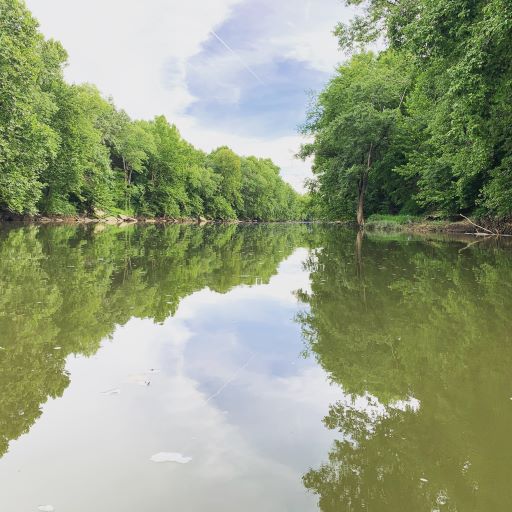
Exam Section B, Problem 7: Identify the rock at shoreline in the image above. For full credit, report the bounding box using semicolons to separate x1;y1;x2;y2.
92;208;107;219
118;214;137;223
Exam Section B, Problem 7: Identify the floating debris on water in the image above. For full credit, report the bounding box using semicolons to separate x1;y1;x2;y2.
150;452;192;464
419;477;428;483
101;388;121;395
128;374;151;386
436;492;448;505
53;347;61;350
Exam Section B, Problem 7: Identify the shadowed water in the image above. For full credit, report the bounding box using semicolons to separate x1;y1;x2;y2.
0;224;511;511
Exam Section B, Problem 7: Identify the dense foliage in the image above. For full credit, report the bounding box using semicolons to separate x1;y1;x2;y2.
0;0;302;220
302;0;512;225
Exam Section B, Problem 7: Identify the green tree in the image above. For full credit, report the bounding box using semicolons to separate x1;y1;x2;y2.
141;116;193;217
300;52;412;226
333;0;512;219
42;84;116;214
209;146;243;216
0;1;303;220
116;120;156;211
0;0;60;214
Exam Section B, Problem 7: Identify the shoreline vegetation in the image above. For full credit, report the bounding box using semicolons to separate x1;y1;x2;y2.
364;215;512;236
3;212;512;237
2;1;511;228
0;1;304;223
300;0;512;229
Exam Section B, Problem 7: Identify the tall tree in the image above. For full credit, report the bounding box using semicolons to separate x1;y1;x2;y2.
0;0;60;213
43;84;115;213
300;52;411;227
334;0;512;219
209;146;243;216
0;1;303;220
117;120;155;211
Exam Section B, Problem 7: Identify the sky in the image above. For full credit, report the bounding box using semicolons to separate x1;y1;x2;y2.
25;0;355;191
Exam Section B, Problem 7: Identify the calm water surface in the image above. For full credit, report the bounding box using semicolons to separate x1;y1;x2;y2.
0;224;511;511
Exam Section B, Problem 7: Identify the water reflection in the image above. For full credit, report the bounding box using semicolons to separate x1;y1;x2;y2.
0;223;309;461
297;230;512;511
1;225;512;511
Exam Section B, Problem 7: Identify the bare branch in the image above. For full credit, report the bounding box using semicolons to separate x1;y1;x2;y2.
459;214;498;235
398;87;408;109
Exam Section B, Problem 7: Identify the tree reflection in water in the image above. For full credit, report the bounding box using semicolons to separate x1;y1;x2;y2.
297;230;512;511
0;223;310;459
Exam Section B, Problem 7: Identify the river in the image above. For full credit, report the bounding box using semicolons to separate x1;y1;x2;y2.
0;224;511;511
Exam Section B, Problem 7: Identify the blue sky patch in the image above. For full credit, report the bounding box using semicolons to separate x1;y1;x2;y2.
183;18;331;137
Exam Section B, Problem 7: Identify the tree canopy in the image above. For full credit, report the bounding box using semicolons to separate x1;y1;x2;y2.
300;51;413;225
0;0;303;221
303;0;512;223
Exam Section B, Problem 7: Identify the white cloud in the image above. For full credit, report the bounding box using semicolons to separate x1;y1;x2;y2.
26;0;242;116
25;0;353;191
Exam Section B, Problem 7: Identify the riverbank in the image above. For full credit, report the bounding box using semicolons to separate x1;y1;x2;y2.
2;212;511;236
364;214;512;236
0;212;246;227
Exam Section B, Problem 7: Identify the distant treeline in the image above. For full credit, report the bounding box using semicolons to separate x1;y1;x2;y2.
301;0;512;226
0;0;304;220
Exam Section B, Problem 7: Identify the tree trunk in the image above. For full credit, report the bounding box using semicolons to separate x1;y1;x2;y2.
122;157;130;211
356;143;373;229
122;157;128;185
357;171;368;229
357;180;366;229
127;168;134;212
